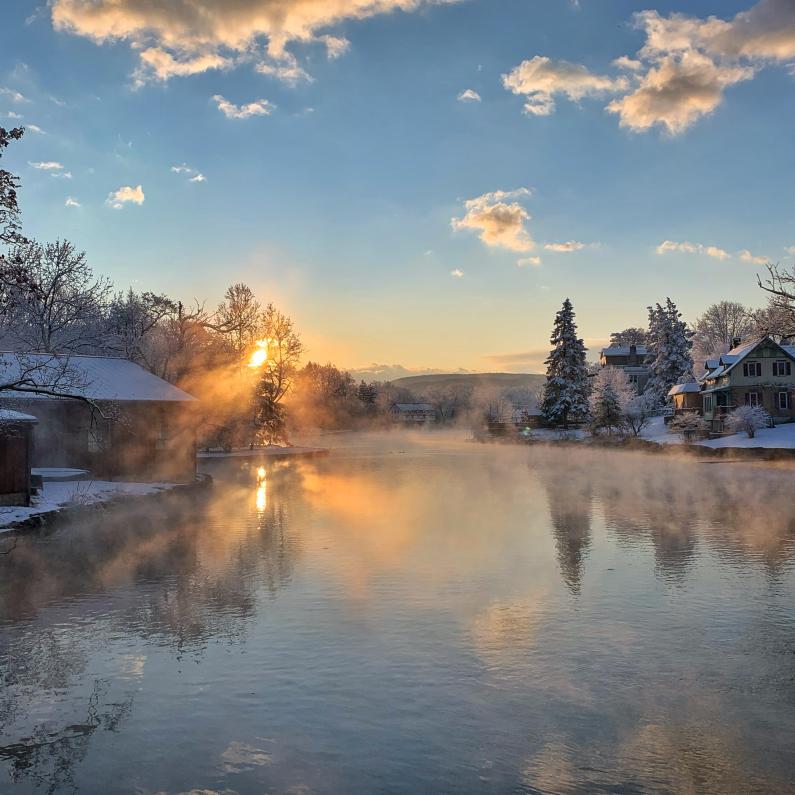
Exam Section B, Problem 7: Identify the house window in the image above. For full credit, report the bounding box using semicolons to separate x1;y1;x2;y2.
743;361;762;377
778;391;790;410
88;424;105;453
745;392;761;407
703;395;713;413
628;374;638;385
773;360;792;377
156;418;169;450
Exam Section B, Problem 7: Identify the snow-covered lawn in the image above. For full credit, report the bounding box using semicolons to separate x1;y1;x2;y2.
0;480;176;530
698;422;795;449
641;415;795;449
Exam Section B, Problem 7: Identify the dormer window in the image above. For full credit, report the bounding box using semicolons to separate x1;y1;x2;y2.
743;361;762;377
773;360;791;377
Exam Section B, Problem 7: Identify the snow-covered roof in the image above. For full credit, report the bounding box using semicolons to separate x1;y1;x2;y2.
392;403;435;411
600;345;648;357
704;359;720;370
668;382;701;396
0;353;196;402
702;336;794;381
0;409;38;424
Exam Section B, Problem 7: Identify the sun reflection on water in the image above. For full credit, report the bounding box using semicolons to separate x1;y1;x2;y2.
255;466;267;512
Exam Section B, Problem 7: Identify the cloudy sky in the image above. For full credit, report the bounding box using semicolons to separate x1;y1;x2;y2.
3;0;795;373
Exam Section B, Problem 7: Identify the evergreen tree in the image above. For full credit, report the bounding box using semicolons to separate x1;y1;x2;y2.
590;367;633;435
253;373;287;445
541;298;591;429
644;297;694;406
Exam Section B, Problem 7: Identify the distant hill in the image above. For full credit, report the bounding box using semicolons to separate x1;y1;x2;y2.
391;372;545;394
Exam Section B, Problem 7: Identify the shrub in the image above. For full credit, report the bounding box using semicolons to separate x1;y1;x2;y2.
669;413;708;442
725;405;770;438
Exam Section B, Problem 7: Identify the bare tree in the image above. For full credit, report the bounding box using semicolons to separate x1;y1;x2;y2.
692;301;755;360
755;265;795;341
105;289;177;364
2;240;111;353
212;283;262;357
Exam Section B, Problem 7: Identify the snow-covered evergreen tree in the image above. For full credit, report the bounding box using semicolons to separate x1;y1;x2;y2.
541;298;591;429
644;297;694;406
590;367;634;435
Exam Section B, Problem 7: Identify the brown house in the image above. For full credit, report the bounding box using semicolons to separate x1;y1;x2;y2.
0;410;37;506
599;344;650;394
0;354;198;482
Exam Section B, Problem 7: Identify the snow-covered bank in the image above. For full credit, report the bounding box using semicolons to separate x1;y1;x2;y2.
0;480;184;531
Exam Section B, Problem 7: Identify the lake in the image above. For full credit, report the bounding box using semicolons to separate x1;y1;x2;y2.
1;431;794;794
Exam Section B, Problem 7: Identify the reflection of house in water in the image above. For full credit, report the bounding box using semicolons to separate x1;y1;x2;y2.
0;353;197;481
541;476;593;594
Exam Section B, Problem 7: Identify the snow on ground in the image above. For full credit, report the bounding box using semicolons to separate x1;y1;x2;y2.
639;415;682;445
0;480;176;530
698;422;795;449
641;415;795;449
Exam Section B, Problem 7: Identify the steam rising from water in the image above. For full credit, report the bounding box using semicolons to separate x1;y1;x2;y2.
1;432;794;793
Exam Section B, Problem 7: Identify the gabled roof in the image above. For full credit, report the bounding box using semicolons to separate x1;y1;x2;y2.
0;353;196;402
600;345;648;357
703;336;794;381
668;382;701;396
0;409;37;424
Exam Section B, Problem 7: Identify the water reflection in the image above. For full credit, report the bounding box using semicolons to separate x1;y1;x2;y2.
0;434;793;793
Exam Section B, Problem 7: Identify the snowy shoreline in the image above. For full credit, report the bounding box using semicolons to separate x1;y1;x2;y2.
0;476;211;534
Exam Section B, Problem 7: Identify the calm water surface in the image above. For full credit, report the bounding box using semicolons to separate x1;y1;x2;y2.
1;432;795;794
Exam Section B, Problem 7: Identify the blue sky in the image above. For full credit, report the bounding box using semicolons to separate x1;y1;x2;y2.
2;0;795;373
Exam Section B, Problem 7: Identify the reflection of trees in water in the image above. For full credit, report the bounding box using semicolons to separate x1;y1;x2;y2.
0;466;304;790
539;470;593;595
1;677;134;795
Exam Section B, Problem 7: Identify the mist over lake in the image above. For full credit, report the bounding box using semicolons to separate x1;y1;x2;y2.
2;432;794;794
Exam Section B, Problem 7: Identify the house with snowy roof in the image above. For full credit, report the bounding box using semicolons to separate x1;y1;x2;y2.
0;353;198;481
598;344;650;394
699;335;795;431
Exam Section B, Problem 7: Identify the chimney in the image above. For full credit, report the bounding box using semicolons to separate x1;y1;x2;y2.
731;337;742;349
629;344;637;356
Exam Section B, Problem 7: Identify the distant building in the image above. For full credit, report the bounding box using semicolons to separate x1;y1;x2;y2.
389;402;437;424
0;410;37;506
0;353;197;481
599;344;650;394
700;336;795;432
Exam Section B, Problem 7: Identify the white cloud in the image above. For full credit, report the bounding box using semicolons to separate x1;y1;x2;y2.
50;0;452;84
451;189;535;253
656;240;730;260
606;50;753;134
213;94;274;119
26;124;45;134
6;111;22;119
319;34;350;59
65;196;81;207
544;240;586;252
51;171;73;179
171;163;206;182
256;50;313;84
0;87;28;103
502;55;627;116
504;1;795;134
107;184;145;209
786;245;795;255
739;248;769;264
28;161;63;170
450;268;464;278
517;256;542;267
457;88;481;102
